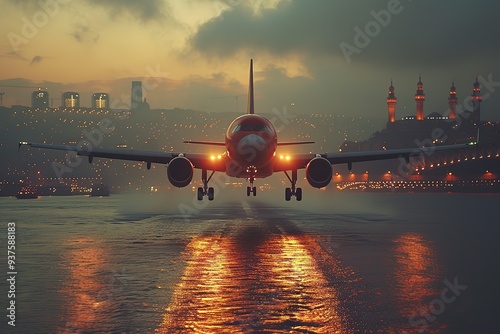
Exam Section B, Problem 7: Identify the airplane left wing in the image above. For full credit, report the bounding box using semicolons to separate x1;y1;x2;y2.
274;141;477;172
18;142;227;172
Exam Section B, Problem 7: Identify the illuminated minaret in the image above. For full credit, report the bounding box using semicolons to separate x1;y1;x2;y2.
448;80;457;119
414;75;425;120
387;80;397;123
471;77;482;123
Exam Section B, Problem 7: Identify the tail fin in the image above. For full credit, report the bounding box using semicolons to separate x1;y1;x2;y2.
247;59;254;114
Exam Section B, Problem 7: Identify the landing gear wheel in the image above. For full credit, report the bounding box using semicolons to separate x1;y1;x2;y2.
296;187;302;201
198;169;216;201
252;186;257;196
247;186;251;197
284;170;302;201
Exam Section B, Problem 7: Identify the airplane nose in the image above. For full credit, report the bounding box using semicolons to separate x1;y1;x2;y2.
237;134;267;164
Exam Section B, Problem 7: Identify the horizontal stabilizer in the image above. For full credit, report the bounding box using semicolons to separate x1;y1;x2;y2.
277;141;315;146
183;140;226;146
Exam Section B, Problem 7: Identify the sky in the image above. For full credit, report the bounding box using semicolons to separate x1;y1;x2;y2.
1;0;500;121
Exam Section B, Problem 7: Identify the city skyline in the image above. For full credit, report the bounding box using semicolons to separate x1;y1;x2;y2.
1;1;500;119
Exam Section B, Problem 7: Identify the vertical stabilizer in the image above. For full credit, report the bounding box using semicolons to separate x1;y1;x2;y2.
247;59;254;114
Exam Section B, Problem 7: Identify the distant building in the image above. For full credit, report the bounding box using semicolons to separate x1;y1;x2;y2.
448;81;457;119
471;76;482;126
91;93;109;109
130;81;150;111
414;75;425;121
386;80;397;123
131;81;142;110
31;89;49;109
61;92;80;109
387;78;481;124
347;77;484;154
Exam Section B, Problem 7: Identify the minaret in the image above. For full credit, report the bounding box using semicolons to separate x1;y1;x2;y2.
448;80;457;119
414;75;425;120
387;80;397;123
471;76;482;123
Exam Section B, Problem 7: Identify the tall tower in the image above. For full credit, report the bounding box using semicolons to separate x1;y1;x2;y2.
386;80;397;123
131;81;143;111
92;93;110;109
448;81;457;119
61;91;80;109
414;75;425;120
31;89;49;109
471;76;482;124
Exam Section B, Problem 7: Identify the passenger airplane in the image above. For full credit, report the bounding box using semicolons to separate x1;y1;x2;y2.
19;60;477;201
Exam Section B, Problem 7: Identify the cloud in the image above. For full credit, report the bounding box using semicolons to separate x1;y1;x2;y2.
84;0;171;22
190;0;500;70
29;55;43;65
71;23;100;45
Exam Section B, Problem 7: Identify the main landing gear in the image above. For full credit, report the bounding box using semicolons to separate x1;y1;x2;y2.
197;169;215;201
284;169;302;201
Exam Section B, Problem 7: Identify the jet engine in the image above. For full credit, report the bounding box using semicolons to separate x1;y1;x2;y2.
167;156;194;188
306;157;332;188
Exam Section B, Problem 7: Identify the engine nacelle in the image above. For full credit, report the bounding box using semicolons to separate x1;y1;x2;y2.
167;156;194;188
306;157;333;188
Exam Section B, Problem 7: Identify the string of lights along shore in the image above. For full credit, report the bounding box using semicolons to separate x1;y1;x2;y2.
386;77;482;124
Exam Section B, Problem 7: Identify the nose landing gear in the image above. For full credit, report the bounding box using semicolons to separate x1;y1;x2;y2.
246;166;257;196
247;177;257;197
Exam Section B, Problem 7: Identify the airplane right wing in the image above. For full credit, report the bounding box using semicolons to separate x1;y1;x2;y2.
274;141;478;172
323;142;477;165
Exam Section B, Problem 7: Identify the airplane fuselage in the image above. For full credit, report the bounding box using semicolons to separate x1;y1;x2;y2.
225;114;277;179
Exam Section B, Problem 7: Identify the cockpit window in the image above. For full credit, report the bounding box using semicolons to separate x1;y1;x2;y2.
231;124;241;133
237;124;272;132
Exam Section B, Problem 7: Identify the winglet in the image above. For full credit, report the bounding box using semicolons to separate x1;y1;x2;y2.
18;141;30;152
467;129;480;147
247;59;254;114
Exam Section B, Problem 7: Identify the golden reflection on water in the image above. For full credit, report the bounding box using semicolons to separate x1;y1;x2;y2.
156;232;346;333
58;237;115;333
392;233;443;333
